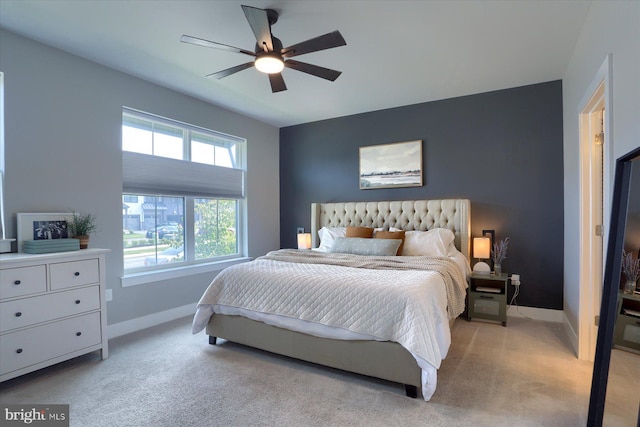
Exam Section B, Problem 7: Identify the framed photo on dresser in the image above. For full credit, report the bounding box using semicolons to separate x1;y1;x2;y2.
16;212;73;252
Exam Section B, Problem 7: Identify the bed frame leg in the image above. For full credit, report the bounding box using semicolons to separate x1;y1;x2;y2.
404;385;418;398
209;336;217;345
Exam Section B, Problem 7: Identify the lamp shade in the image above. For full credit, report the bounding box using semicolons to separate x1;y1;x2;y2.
297;233;312;250
473;237;491;259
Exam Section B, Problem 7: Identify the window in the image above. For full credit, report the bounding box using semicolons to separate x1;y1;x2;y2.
122;109;245;275
194;198;238;259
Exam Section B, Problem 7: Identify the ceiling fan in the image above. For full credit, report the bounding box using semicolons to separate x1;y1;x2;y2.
181;4;346;93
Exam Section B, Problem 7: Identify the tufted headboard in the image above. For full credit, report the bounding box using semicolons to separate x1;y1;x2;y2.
311;199;471;259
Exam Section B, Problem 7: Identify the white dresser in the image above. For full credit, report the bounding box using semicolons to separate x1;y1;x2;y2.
0;249;109;382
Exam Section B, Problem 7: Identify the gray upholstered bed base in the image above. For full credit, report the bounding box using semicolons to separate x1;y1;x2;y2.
207;199;471;398
206;315;423;396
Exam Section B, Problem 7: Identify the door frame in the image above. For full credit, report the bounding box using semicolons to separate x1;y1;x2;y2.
577;54;613;361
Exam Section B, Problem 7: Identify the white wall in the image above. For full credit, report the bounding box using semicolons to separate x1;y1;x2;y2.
0;29;280;325
563;2;640;343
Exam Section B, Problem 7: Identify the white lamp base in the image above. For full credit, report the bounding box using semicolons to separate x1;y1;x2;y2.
473;261;491;275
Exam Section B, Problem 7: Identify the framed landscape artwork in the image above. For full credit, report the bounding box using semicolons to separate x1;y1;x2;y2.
359;140;423;189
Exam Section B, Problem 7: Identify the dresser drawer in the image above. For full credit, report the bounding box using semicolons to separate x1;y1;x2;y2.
50;259;99;290
0;286;100;333
0;265;47;299
0;312;102;375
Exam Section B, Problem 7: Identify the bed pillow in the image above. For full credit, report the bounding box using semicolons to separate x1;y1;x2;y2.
345;226;374;238
316;227;346;252
329;237;402;256
374;230;406;255
402;228;456;257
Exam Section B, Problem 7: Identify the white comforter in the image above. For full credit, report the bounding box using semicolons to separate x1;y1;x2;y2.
192;249;468;400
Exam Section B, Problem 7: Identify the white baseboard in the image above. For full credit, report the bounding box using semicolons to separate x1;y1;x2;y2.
107;303;565;340
507;305;564;322
563;313;580;357
107;303;196;339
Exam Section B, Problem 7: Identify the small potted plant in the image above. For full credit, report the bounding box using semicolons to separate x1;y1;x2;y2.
492;237;510;276
69;211;98;249
622;250;639;294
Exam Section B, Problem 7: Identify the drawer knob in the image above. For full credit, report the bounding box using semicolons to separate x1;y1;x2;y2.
74;272;80;277
75;299;81;304
15;312;22;317
14;280;21;285
16;348;23;354
76;332;82;336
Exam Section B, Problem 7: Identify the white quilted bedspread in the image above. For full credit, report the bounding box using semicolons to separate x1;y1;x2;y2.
193;249;467;370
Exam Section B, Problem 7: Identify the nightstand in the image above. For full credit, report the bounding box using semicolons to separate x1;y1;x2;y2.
467;272;509;326
613;291;640;352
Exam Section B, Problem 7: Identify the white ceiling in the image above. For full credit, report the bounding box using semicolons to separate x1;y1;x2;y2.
0;0;592;128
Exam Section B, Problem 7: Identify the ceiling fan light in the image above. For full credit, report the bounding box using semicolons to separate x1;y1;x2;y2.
255;55;284;74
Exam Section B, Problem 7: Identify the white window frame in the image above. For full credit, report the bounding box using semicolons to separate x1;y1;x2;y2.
0;71;7;244
120;109;249;287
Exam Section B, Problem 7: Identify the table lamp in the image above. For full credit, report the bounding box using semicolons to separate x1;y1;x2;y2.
473;237;491;275
297;232;311;250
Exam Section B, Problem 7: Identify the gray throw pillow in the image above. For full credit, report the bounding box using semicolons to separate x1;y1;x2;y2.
329;237;402;256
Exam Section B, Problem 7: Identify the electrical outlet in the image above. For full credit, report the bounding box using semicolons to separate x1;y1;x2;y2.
297;227;304;234
105;289;113;302
510;274;521;286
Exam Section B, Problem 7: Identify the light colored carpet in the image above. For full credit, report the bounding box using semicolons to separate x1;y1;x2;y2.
0;316;637;426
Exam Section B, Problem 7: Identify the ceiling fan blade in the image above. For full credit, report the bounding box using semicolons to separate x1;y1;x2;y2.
284;60;342;81
206;62;255;79
268;73;287;93
180;35;255;57
241;5;274;52
281;31;346;58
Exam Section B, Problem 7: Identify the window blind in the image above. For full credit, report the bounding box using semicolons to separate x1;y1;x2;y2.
123;151;244;198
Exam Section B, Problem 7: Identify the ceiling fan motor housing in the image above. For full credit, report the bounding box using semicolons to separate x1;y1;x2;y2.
265;8;278;26
256;36;283;54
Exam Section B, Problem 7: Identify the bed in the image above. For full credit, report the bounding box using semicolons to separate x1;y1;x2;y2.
192;199;471;400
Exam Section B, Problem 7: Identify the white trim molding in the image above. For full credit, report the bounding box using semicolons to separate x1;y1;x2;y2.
121;257;251;287
108;302;566;342
107;303;196;339
507;306;564;323
564;312;580;357
576;53;613;361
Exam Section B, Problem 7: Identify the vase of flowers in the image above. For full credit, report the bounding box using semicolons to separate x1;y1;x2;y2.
492;237;510;276
622;250;639;294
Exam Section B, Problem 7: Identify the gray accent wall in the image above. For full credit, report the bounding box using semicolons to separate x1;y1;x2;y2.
280;81;564;310
0;30;280;324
